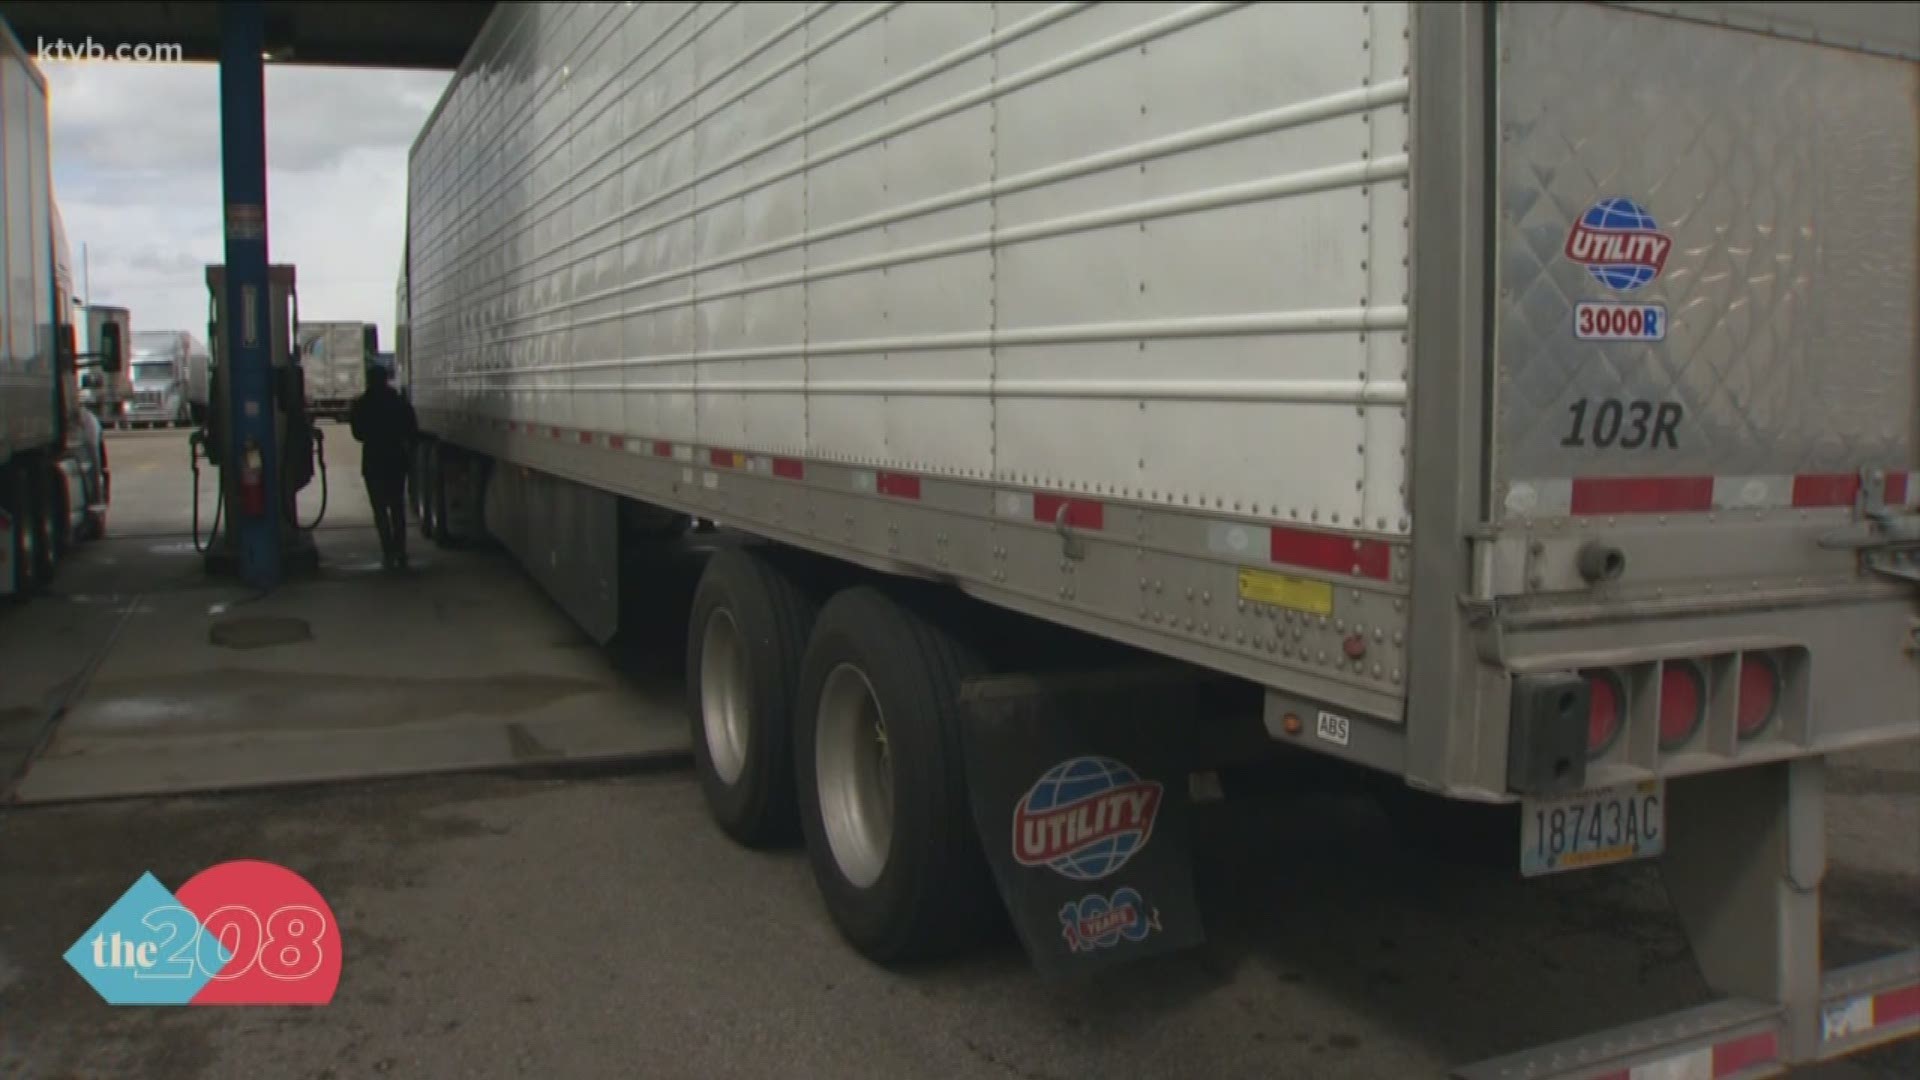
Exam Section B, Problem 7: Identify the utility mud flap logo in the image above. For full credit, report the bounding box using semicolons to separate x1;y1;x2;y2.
1059;887;1161;953
1012;756;1162;881
1565;197;1671;291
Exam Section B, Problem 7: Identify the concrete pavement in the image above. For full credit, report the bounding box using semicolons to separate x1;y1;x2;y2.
3;426;687;803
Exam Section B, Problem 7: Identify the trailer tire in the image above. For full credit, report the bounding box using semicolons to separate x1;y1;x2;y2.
47;467;71;562
29;464;57;586
687;548;818;846
795;587;998;963
433;446;464;547
420;443;442;542
3;466;33;597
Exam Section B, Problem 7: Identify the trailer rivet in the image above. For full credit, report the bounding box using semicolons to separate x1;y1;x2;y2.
1202;591;1212;605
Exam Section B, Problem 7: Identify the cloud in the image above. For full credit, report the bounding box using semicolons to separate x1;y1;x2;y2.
43;59;450;350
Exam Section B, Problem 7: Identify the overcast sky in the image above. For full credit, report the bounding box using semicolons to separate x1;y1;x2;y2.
44;60;450;352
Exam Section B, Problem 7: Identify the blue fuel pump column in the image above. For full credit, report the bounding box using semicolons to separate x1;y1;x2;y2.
217;1;280;589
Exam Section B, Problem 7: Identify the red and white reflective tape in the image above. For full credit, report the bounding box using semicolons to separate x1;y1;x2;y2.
1508;472;1917;517
1590;1030;1777;1080
495;422;1405;581
1207;522;1397;583
1824;981;1920;1048
995;491;1105;530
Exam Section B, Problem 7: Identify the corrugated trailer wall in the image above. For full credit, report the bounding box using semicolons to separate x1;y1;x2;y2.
0;24;54;461
408;2;1416;714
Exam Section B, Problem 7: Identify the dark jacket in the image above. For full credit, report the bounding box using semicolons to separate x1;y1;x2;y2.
348;382;418;480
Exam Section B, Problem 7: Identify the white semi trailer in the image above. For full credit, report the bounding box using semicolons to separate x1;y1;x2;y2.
401;4;1920;1074
296;320;375;422
0;21;115;597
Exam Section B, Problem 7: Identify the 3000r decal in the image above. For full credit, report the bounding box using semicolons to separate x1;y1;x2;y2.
1575;301;1666;342
1561;399;1684;451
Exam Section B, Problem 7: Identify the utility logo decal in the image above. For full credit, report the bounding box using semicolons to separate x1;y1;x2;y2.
1059;887;1161;953
1012;756;1162;881
64;860;341;1005
1565;197;1671;291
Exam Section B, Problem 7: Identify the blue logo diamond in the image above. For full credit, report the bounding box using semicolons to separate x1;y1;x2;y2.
64;872;227;1005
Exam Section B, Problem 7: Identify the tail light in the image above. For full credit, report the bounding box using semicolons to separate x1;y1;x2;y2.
1737;655;1781;740
1659;662;1706;750
1585;671;1625;757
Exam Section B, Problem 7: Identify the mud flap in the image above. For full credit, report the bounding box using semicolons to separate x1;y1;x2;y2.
957;669;1223;976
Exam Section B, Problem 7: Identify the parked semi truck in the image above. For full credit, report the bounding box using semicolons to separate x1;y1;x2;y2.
297;320;374;422
124;330;203;428
1;22;116;597
402;4;1920;1074
80;305;132;422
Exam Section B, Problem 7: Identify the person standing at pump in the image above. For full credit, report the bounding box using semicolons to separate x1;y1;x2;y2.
347;365;418;570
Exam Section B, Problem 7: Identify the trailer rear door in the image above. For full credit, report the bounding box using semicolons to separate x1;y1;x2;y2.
1494;2;1917;523
1484;2;1920;756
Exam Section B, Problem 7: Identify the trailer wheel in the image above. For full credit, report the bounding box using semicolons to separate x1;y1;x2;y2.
419;443;441;541
687;548;818;846
47;467;71;562
432;446;466;547
795;587;998;962
3;467;33;597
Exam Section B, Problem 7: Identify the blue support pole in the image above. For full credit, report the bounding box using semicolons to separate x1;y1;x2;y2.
218;1;280;588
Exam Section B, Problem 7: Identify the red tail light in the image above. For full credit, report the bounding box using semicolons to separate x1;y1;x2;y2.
1586;671;1624;757
1659;662;1705;750
1737;655;1781;740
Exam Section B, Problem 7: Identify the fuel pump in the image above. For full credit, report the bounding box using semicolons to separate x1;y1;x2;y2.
197;263;324;575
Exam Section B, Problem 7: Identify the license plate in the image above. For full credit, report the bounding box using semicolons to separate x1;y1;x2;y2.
1520;780;1665;877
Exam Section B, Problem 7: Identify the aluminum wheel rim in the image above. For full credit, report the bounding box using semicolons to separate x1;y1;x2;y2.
20;503;41;573
815;663;892;889
699;609;750;785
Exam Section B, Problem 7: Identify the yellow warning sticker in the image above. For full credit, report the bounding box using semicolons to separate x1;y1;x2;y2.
1237;569;1333;616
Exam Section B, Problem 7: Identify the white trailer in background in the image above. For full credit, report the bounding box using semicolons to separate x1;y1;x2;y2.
401;4;1920;1074
296;320;374;422
0;21;113;597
